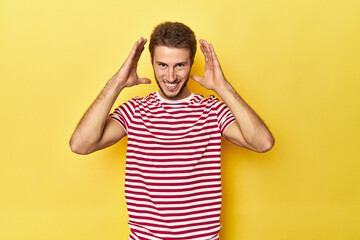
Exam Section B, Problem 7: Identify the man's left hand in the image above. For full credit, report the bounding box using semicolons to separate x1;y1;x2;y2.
191;39;229;93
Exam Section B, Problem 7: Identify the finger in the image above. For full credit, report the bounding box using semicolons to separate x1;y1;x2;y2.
202;40;212;58
137;37;147;53
209;43;217;60
134;46;144;62
200;39;212;63
191;74;202;82
199;41;209;62
200;44;208;61
138;77;151;84
132;37;146;54
209;43;220;66
124;38;146;68
134;38;147;61
124;38;142;65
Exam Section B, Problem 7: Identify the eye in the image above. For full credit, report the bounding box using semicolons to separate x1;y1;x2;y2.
176;63;184;68
159;63;167;68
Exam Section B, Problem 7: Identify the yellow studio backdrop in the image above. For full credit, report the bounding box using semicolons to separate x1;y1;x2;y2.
1;0;359;239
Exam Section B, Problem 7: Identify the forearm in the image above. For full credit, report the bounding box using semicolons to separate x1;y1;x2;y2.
70;76;124;152
192;39;274;152
216;81;274;151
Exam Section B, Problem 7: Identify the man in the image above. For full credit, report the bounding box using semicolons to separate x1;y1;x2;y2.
70;22;274;240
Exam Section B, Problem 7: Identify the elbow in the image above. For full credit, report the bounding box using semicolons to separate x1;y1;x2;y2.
69;138;93;155
256;135;275;153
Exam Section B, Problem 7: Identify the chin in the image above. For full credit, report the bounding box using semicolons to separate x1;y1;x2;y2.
157;82;189;100
160;88;182;99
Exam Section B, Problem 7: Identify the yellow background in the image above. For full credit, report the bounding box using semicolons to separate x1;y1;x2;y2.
1;0;359;239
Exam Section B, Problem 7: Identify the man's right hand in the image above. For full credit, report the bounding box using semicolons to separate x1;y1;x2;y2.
70;37;151;155
112;37;151;88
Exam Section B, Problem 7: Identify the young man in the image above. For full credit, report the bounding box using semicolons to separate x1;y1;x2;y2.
70;22;274;240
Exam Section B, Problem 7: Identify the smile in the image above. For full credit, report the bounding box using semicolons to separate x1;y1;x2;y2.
164;82;179;90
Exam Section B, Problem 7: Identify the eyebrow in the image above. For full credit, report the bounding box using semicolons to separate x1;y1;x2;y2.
155;61;188;65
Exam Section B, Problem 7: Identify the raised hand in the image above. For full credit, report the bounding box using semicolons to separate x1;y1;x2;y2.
191;39;228;93
113;37;151;88
70;37;152;155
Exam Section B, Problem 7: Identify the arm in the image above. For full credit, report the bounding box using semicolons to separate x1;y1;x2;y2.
69;37;151;155
191;40;274;153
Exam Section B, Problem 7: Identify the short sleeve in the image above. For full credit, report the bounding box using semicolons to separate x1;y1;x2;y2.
108;98;138;134
213;100;236;135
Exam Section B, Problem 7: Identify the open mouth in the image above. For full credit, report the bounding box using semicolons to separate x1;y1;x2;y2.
164;82;179;91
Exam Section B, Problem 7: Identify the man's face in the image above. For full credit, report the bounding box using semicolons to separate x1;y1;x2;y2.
152;46;192;100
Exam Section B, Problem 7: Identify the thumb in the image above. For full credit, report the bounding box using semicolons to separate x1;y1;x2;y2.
138;78;151;84
191;74;202;82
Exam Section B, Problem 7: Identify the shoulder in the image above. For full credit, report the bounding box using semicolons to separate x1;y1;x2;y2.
126;92;158;105
191;93;223;107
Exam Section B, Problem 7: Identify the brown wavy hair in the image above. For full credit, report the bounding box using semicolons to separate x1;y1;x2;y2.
149;22;197;64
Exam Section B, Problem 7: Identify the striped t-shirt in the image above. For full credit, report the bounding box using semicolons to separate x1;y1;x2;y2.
109;91;235;240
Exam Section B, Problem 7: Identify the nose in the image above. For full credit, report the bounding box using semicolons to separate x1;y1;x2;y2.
167;68;176;82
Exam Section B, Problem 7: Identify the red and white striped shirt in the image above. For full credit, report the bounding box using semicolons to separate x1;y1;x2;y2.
109;91;235;240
